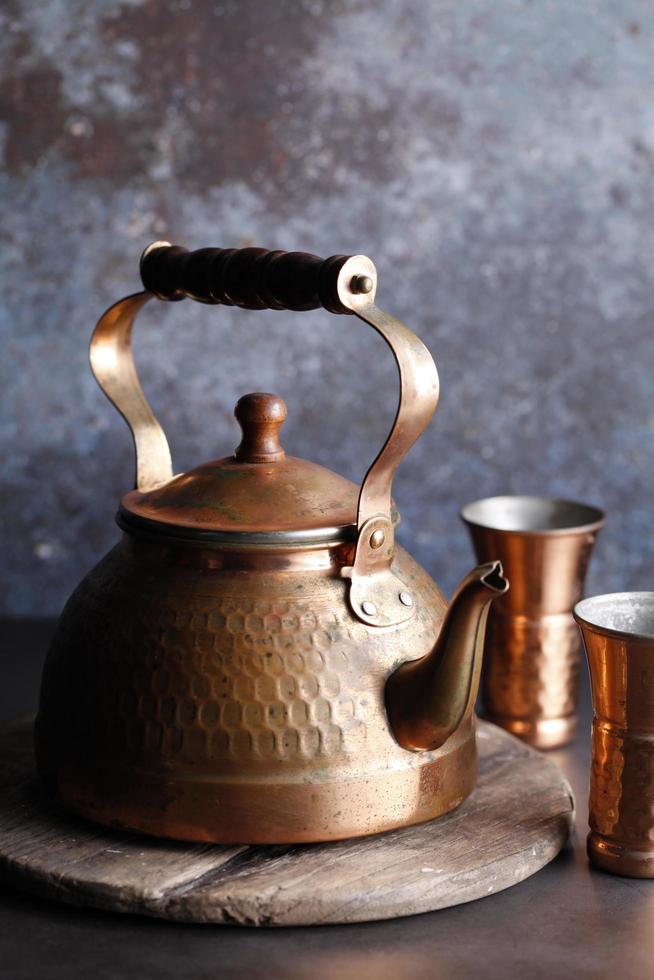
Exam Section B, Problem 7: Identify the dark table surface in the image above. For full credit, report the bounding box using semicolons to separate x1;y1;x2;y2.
1;619;652;980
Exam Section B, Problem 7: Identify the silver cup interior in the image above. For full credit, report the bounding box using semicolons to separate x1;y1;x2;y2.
574;593;654;640
460;495;604;534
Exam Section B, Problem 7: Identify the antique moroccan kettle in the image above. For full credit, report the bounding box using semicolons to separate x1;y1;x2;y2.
35;244;508;844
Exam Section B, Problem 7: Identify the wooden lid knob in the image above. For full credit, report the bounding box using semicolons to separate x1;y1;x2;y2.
234;393;287;463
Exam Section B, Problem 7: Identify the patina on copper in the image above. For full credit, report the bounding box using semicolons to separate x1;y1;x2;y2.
461;496;605;750
575;593;654;878
36;244;506;845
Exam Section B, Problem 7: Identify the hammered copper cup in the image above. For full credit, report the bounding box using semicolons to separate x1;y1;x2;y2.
460;496;605;749
575;593;654;877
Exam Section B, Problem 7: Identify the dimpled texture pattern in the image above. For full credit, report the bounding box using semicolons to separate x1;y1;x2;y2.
36;536;447;780
155;600;362;764
482;612;581;723
590;725;654;843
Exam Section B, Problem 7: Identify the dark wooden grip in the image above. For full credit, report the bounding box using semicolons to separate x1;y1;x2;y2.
140;244;355;314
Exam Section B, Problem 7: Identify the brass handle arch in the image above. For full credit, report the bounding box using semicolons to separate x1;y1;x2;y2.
90;243;440;627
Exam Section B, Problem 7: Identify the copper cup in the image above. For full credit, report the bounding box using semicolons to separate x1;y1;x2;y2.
575;593;654;877
460;496;605;749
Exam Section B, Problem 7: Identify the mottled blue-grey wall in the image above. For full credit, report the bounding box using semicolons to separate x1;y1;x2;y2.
1;0;653;616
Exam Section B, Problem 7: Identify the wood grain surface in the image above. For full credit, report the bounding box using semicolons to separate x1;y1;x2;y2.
0;720;573;926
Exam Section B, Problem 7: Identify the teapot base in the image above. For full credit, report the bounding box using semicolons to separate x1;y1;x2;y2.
38;725;477;845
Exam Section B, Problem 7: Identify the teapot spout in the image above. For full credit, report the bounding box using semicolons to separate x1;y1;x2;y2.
385;561;509;751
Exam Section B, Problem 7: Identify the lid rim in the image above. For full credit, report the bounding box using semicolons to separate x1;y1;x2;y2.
116;506;357;548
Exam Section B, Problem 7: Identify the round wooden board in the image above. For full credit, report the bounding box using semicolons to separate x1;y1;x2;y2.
0;720;573;926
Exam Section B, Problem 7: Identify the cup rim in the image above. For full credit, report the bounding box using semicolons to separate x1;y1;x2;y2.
574;592;654;642
459;495;606;537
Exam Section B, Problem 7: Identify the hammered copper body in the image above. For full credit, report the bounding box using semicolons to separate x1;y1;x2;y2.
38;537;463;843
461;496;604;749
35;243;506;844
575;593;654;877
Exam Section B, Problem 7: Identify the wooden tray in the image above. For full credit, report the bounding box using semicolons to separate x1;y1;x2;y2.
0;720;573;926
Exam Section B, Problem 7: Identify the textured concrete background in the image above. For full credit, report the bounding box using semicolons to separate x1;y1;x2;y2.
1;0;653;616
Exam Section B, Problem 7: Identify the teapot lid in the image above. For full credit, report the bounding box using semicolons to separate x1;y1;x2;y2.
119;392;367;543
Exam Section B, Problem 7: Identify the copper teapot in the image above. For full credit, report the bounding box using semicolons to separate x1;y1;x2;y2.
35;244;508;844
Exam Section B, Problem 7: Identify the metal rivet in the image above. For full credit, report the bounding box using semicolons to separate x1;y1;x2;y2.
399;591;413;608
369;529;385;549
351;274;374;295
362;600;378;617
